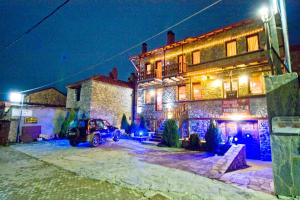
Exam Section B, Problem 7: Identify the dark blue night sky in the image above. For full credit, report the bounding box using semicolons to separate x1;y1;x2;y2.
0;0;299;99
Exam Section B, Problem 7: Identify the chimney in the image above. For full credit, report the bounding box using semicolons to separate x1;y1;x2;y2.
167;31;175;45
109;67;118;80
141;43;147;54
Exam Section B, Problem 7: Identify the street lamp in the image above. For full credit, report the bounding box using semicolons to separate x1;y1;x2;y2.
259;6;270;22
9;91;24;143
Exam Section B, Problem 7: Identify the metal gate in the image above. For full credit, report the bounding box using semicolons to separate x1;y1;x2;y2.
21;126;41;143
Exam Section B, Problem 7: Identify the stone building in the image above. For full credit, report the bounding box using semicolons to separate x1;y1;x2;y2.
24;87;66;106
130;18;287;161
66;70;133;128
291;45;300;76
0;87;67;144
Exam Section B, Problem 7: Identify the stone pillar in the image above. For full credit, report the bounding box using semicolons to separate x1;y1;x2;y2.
265;72;300;197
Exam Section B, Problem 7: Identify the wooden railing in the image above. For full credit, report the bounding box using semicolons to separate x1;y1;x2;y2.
138;63;187;81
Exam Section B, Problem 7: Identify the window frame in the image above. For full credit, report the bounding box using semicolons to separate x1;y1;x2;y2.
192;82;202;100
225;40;237;57
246;34;260;52
145;63;152;75
177;85;187;101
155;88;163;111
191;50;201;65
75;86;81;101
144;90;154;104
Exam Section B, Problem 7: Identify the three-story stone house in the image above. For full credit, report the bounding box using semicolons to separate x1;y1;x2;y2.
130;18;285;161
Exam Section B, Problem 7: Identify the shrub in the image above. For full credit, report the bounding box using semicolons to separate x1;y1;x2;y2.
162;119;179;147
120;114;129;133
128;120;137;135
188;133;200;150
205;119;222;153
60;109;77;138
139;115;146;129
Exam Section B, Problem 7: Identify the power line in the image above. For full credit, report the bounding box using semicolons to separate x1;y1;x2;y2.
2;0;71;51
14;0;222;94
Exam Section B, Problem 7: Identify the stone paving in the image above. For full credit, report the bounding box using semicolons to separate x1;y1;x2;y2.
8;139;278;200
0;147;144;200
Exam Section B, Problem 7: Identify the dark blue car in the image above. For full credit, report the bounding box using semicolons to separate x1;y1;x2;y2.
67;119;120;147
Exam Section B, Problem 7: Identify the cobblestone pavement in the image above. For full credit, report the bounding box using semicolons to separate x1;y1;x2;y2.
0;147;144;200
10;139;278;200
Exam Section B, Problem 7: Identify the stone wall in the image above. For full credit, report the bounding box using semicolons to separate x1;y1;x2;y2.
25;88;66;106
66;81;93;117
89;80;133;128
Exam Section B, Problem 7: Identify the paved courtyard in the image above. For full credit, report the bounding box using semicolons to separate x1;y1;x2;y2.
3;139;277;200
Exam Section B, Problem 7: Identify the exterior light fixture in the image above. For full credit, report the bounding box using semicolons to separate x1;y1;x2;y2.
149;89;155;97
137;107;142;114
9;92;23;103
212;79;222;87
259;6;270;22
166;103;173;110
239;75;248;84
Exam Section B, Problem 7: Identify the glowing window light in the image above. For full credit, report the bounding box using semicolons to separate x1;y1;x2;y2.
212;79;222;87
229;114;246;121
239;75;248;84
167;112;173;119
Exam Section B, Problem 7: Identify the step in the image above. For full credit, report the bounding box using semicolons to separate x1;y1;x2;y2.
142;140;160;146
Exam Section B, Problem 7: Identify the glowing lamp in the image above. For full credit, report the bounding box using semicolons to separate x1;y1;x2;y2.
246;134;251;138
149;90;155;96
234;137;238;142
137;107;142;114
139;131;143;136
9;92;23;103
212;79;222;87
259;6;270;22
239;75;248;84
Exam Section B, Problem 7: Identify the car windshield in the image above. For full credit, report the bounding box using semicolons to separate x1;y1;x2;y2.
69;120;86;128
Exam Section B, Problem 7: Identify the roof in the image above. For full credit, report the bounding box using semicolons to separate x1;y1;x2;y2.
291;45;300;52
24;87;66;97
67;75;133;89
129;18;258;60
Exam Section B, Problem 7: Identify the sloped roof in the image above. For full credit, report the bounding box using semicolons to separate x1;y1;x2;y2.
67;75;133;89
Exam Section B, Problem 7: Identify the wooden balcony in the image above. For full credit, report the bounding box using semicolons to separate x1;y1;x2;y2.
163;63;186;82
138;70;162;86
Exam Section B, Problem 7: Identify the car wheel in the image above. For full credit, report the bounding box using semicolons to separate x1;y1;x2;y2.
69;139;79;147
113;130;120;142
91;134;100;147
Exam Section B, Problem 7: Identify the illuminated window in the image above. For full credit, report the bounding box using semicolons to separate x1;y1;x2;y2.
145;63;152;75
178;55;187;73
192;83;201;100
144;90;154;104
155;61;162;79
178;85;187;101
250;75;263;94
156;88;163;111
226;41;237;57
192;51;200;64
247;35;259;52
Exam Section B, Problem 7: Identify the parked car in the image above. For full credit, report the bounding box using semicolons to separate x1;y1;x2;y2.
67;119;121;147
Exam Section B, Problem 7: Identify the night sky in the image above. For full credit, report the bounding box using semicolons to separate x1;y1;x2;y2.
0;0;299;100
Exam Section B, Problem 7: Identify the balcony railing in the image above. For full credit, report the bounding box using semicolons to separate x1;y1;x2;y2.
163;63;186;77
138;63;187;82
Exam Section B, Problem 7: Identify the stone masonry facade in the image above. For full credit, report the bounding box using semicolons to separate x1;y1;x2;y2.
66;79;133;128
24;88;66;106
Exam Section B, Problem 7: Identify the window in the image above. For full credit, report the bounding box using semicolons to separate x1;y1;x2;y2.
178;85;187;101
75;87;81;101
250;75;263;94
96;120;104;129
247;35;259;52
145;90;155;104
192;51;200;64
156;88;163;111
226;41;237;57
145;63;152;75
223;80;238;98
178;55;187;73
155;61;162;79
192;83;201;100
